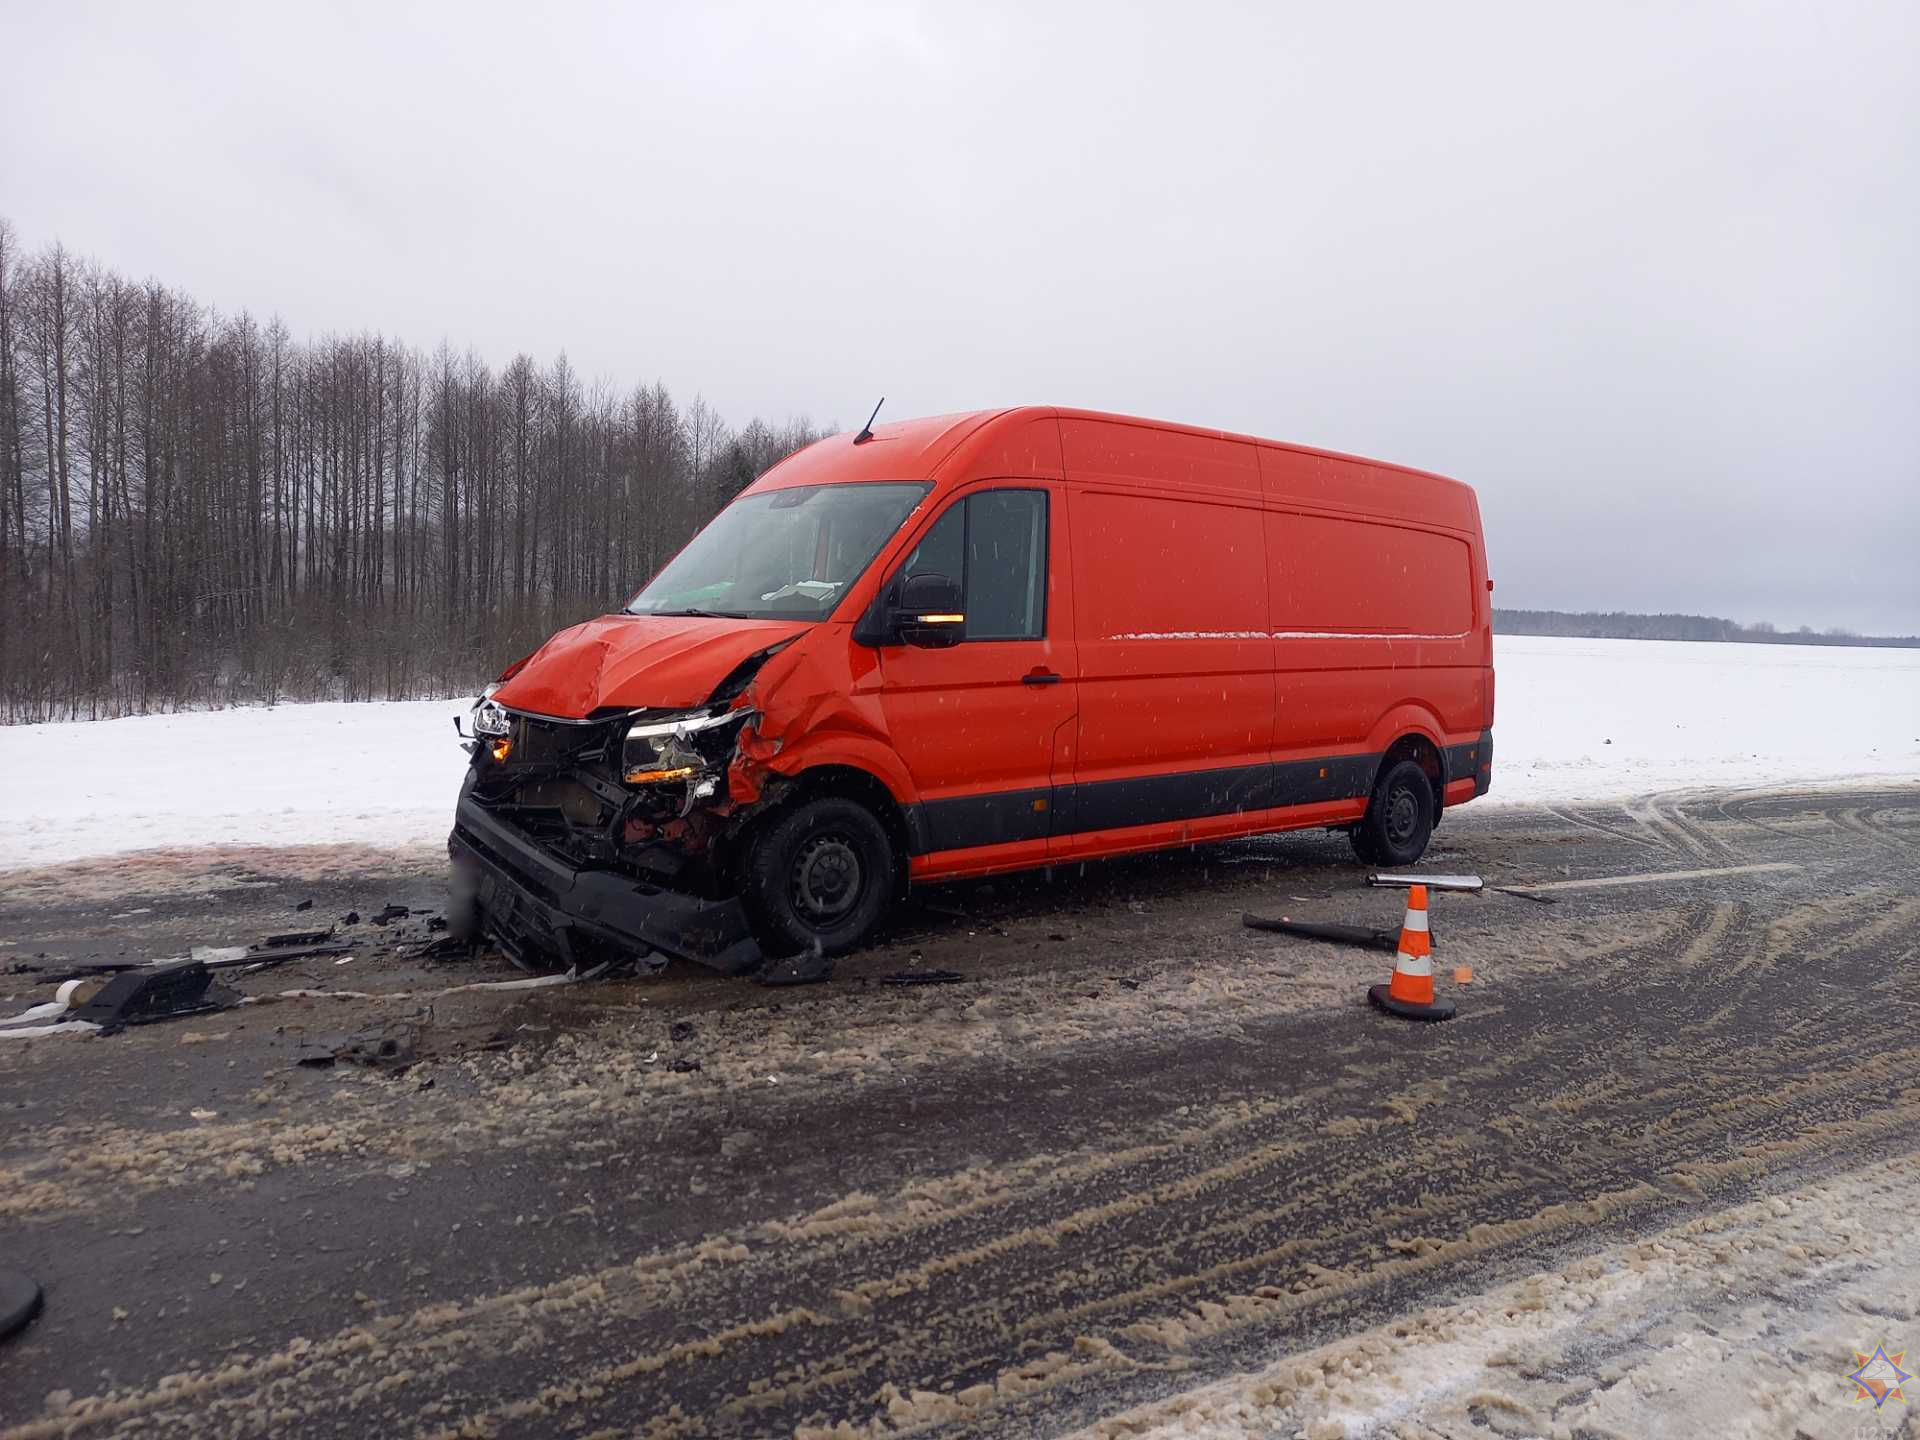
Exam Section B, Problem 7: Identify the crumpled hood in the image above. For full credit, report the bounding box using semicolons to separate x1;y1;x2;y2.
491;614;815;718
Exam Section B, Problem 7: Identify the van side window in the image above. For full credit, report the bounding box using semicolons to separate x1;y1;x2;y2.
899;490;1047;642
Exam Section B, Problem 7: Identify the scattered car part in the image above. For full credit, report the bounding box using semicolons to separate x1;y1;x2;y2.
0;1268;43;1343
296;1022;419;1073
1493;886;1560;905
1;979;91;1029
1367;872;1484;892
67;961;239;1035
371;904;410;925
1242;914;1401;952
240;934;353;966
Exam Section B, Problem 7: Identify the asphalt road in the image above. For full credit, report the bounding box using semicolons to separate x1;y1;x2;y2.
2;783;1916;1438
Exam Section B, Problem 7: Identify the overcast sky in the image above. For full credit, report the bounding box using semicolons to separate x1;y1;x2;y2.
4;1;1916;631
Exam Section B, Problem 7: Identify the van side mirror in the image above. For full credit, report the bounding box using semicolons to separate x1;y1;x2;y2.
895;572;965;648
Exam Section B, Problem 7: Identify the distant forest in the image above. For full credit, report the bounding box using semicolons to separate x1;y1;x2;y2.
5;221;1911;725
0;219;826;722
1495;609;1919;648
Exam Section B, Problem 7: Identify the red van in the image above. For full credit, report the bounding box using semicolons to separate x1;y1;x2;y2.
449;407;1494;972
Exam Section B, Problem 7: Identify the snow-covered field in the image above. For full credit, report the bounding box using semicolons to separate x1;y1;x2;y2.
1;636;1915;870
1492;635;1919;806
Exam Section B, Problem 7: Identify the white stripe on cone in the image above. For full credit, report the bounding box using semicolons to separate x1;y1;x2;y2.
1402;910;1429;933
1395;951;1433;977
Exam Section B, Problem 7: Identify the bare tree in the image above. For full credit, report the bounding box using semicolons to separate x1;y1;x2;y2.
0;219;828;720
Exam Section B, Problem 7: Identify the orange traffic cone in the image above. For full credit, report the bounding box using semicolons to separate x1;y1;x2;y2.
1368;883;1456;1021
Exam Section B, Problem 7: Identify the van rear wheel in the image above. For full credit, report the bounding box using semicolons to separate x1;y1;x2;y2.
1351;759;1435;867
740;796;897;957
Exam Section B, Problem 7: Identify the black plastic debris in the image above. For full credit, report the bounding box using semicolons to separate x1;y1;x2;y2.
244;930;353;965
261;928;333;949
881;969;967;985
756;951;834;987
669;1057;702;1073
669;1020;696;1042
0;1268;43;1343
371;904;410;926
296;1022;419;1074
294;898;314;912
68;961;240;1035
341;911;360;926
1242;914;1402;953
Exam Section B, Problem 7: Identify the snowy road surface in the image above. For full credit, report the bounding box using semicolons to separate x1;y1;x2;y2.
3;783;1918;1436
2;635;1916;869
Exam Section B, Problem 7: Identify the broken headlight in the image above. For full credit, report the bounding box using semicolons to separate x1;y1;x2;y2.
621;708;750;788
471;683;511;738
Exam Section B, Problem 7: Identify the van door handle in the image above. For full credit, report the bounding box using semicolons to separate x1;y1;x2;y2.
1021;669;1062;685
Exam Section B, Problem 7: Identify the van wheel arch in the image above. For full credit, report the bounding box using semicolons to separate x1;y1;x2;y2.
1350;735;1444;867
1376;733;1445;818
731;764;913;901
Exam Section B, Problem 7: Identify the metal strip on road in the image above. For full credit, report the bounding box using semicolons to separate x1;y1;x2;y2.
1503;862;1803;894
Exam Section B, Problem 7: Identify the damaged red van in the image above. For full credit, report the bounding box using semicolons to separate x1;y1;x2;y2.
448;406;1494;972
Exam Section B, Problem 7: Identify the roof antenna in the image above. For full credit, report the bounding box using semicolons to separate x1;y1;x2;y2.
853;396;885;444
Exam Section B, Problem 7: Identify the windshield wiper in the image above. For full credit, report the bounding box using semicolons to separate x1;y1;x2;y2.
632;607;737;619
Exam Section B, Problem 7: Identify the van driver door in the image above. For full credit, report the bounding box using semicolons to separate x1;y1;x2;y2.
873;483;1077;875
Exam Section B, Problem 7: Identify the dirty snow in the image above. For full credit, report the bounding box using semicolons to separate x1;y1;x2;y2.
1071;1151;1920;1440
2;638;1916;869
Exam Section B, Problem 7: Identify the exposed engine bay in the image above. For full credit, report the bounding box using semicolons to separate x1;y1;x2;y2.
447;646;797;976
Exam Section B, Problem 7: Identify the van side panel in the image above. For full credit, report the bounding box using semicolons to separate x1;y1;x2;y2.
1260;447;1490;798
1063;487;1274;843
887;410;1496;881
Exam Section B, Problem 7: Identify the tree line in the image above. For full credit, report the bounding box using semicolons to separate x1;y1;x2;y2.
1494;608;1918;648
0;218;827;723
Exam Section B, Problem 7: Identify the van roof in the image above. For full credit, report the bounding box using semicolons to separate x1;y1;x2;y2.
754;405;1474;511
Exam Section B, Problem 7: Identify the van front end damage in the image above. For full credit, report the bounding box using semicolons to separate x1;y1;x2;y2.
448;696;788;975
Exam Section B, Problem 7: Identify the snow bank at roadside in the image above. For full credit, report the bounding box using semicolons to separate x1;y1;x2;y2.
1071;1152;1920;1440
1;638;1915;870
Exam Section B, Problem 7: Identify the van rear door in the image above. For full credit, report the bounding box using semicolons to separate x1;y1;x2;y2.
874;483;1077;869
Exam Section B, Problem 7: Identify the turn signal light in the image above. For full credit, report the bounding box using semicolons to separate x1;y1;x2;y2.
624;765;697;785
489;738;512;763
915;613;965;624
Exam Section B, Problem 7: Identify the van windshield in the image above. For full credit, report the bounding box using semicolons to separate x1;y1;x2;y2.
627;481;929;621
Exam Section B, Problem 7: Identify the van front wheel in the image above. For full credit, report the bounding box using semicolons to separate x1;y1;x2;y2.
1351;759;1435;868
740;796;897;957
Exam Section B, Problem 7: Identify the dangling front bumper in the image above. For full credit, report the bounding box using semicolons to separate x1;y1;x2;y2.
448;776;763;975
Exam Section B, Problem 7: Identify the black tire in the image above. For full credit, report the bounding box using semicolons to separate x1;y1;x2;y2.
740;796;897;956
1350;758;1435;867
